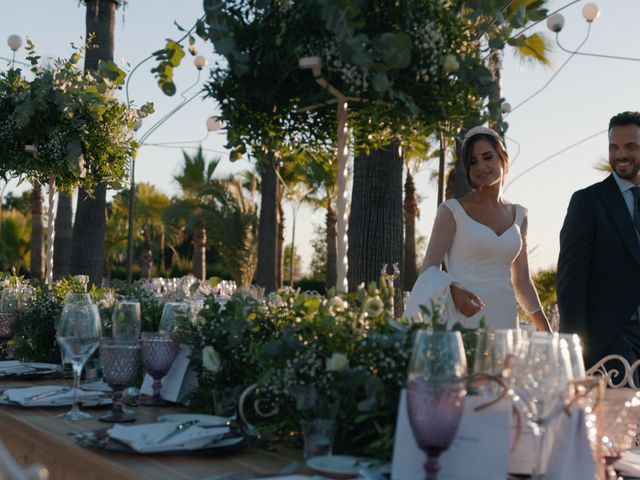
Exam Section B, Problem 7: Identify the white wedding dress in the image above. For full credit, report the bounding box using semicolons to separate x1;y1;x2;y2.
405;199;542;329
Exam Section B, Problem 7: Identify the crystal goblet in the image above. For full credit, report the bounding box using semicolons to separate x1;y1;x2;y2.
140;332;179;406
407;330;467;480
99;338;140;422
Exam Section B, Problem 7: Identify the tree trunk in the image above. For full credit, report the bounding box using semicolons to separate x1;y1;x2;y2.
192;225;207;281
140;230;153;280
347;144;404;295
53;191;73;279
159;225;166;275
255;159;278;292
276;197;284;289
325;204;337;290
71;0;116;287
29;183;44;281
453;139;472;199
403;170;419;290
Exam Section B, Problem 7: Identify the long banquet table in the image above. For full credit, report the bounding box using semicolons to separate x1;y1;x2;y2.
0;379;302;480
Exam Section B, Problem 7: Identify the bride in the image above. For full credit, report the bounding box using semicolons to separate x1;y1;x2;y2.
405;126;551;332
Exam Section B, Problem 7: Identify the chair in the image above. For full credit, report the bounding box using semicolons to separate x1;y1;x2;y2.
0;441;48;480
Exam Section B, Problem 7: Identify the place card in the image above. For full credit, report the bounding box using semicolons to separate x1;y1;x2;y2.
140;344;196;403
392;390;510;480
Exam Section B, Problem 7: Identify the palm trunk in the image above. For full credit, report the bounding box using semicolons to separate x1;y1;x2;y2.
453;138;472;198
192;224;207;281
53;191;73;279
325;204;337;290
347;144;404;297
29;183;44;280
403;170;418;290
276;197;284;289
159;224;166;275
140;230;153;279
256;158;278;292
71;0;116;287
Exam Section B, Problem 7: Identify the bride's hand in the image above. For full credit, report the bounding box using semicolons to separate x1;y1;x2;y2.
450;283;484;317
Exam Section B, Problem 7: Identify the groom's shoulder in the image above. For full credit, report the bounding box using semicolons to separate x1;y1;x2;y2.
576;175;612;196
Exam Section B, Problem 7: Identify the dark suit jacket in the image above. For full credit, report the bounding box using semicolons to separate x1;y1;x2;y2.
557;174;640;368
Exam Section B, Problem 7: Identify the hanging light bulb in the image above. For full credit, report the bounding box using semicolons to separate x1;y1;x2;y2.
207;116;223;132
194;55;208;70
582;3;600;23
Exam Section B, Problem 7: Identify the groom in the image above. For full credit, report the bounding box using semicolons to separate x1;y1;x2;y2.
558;111;640;371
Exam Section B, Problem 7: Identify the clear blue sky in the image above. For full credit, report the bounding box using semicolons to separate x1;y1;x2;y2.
1;0;636;276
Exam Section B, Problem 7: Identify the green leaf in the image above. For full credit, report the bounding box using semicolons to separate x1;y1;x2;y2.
213;37;236;56
160;80;177;96
373;32;412;69
371;72;390;93
165;40;186;67
69;53;81;65
98;60;126;85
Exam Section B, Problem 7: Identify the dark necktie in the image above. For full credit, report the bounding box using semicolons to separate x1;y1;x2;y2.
632;186;640;234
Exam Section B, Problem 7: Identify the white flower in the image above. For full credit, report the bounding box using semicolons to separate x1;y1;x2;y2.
364;296;385;317
442;54;460;75
325;296;347;315
326;353;349;372
202;346;222;374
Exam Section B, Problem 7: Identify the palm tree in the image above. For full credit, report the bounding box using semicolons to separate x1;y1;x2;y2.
255;156;279;292
135;183;170;278
70;0;119;286
29;183;44;280
53;192;73;279
204;172;259;286
165;148;218;281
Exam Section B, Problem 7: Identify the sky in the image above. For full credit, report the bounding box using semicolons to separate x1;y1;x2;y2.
0;0;636;277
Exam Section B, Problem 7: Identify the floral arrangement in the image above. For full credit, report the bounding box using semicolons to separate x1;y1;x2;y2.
177;282;420;458
0;40;152;191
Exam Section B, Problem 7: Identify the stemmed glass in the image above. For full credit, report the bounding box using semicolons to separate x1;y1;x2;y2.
111;301;141;343
56;303;102;420
508;333;573;479
99;338;140;422
158;302;189;333
140;332;179;406
473;328;521;397
406;330;468;480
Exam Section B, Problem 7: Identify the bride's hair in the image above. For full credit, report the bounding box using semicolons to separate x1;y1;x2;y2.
461;132;509;189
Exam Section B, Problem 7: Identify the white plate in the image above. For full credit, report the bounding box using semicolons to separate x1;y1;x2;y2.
156;413;230;427
306;455;389;476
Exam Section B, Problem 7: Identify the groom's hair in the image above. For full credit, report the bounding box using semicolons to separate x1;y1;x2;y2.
609;111;640;131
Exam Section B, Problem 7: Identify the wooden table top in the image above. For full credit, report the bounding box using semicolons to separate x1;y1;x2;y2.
0;378;303;480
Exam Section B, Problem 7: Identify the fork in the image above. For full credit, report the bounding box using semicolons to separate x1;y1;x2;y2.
153;420;199;444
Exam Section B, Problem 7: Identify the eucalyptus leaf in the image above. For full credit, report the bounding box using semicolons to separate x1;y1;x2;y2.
214;37;236;56
371;72;390;93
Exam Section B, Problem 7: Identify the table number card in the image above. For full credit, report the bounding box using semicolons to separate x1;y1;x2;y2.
140;344;196;403
392;390;510;480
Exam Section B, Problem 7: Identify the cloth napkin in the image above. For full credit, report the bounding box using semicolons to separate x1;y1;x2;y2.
0;360;37;375
3;385;106;406
108;422;230;453
615;449;640;477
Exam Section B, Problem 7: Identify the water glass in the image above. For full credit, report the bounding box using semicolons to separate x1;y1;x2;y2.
407;330;467;480
99;338;140;422
301;418;336;459
56;303;102;420
140;332;179;406
111;301;141;343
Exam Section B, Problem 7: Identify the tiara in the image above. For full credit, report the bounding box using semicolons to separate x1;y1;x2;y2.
462;126;504;146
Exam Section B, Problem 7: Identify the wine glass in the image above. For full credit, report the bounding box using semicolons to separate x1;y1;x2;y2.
557;333;586;379
111;301;141;343
473;328;521;397
158;302;189;333
509;333;573;479
140;332;179;406
406;330;468;480
99;338;140;422
56;303;102;420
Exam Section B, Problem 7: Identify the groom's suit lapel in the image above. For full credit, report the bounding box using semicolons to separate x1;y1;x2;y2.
597;174;640;266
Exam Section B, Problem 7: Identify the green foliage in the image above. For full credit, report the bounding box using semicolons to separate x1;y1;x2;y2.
178;282;422;459
11;292;60;363
0;42;152;192
0;210;30;273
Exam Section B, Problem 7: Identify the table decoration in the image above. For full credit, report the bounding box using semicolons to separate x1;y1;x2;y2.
0;361;60;378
